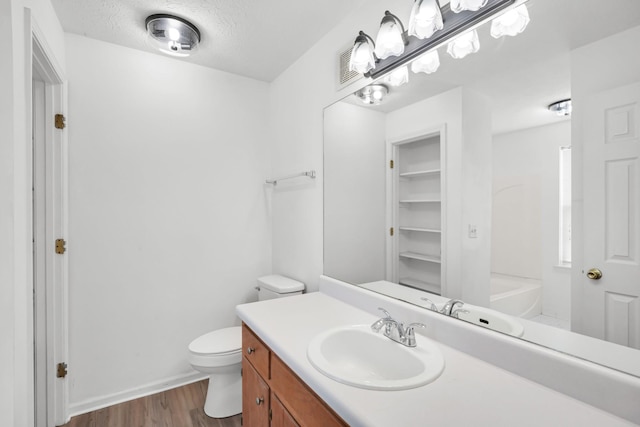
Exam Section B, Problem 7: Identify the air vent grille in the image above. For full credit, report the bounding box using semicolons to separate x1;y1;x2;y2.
337;44;362;89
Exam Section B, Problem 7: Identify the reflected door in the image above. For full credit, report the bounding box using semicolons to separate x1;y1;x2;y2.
580;82;640;349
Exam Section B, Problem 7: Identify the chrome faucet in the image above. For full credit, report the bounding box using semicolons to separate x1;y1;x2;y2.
421;298;467;317
441;299;465;316
371;307;425;347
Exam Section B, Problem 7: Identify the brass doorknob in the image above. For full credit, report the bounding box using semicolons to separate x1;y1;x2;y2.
587;268;603;280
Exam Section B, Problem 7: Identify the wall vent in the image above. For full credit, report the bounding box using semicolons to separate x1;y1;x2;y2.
337;43;363;90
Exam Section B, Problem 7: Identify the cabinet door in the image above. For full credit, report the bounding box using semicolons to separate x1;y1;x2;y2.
271;391;299;427
242;358;270;427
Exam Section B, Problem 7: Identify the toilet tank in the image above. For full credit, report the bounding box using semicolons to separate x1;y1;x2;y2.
257;275;305;301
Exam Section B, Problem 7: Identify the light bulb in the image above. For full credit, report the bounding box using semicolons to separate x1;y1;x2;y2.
167;28;181;41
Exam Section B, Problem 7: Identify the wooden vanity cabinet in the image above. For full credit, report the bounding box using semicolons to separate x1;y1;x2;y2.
241;323;347;427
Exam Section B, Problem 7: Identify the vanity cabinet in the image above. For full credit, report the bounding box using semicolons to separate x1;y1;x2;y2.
391;132;444;295
242;324;347;427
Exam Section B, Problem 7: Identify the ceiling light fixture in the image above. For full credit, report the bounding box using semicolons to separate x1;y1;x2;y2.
351;0;519;80
490;4;530;38
384;66;410;87
411;50;441;74
548;99;572;116
146;14;201;57
354;84;389;105
375;11;409;59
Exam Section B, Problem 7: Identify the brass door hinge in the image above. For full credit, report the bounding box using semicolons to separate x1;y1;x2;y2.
55;114;66;129
390;160;394;169
390;227;394;236
55;238;66;254
57;362;68;378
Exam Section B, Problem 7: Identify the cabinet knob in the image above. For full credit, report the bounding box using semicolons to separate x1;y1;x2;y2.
246;347;255;354
256;397;264;405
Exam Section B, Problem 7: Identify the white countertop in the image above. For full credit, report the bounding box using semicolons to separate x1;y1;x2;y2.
236;292;636;427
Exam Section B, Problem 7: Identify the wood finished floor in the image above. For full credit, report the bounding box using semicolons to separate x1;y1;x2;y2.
60;380;242;427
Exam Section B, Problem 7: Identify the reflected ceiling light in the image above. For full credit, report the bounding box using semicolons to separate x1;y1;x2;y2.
146;14;201;57
491;4;530;38
384;66;410;87
447;29;480;59
450;0;489;13
548;99;572;116
408;0;444;40
349;31;378;74
374;11;408;60
354;84;389;105
411;50;440;74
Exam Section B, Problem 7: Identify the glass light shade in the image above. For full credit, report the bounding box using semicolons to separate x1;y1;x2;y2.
491;5;530;38
408;0;444;39
374;13;406;59
384;66;409;87
446;29;480;59
411;50;440;74
450;0;489;13
146;14;200;57
354;84;388;105
349;33;377;74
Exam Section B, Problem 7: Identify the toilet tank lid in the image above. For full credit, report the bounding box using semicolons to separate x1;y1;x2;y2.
188;326;241;355
258;275;304;293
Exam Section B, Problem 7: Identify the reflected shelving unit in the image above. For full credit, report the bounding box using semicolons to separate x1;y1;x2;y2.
389;130;445;296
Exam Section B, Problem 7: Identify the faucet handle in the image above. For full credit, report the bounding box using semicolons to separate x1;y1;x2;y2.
451;308;470;319
371;307;393;332
377;307;392;318
404;322;426;347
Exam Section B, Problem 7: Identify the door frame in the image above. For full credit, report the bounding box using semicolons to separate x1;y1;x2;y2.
29;11;69;426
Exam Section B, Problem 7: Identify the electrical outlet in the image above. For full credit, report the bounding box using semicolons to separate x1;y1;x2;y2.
468;224;478;238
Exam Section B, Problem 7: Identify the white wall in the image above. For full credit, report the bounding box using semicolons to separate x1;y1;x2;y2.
0;1;65;426
493;121;572;320
324;102;386;284
65;34;272;412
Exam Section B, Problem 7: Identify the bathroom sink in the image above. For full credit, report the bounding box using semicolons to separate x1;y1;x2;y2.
455;304;525;337
307;325;444;390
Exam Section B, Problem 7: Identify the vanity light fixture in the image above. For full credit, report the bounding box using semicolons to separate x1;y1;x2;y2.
411;50;441;74
490;4;530;38
450;0;489;13
408;0;444;40
349;31;378;74
384;66;410;87
354;84;389;105
146;14;201;57
350;0;518;79
548;99;572;116
375;11;409;59
447;29;480;59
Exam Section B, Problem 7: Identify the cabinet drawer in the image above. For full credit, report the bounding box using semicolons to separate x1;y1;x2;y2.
242;323;270;379
270;355;347;427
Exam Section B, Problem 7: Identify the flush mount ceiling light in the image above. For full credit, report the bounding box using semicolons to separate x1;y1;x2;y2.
146;14;201;57
354;84;389;105
491;4;530;38
349;0;522;80
374;11;408;60
408;0;444;40
548;99;572;116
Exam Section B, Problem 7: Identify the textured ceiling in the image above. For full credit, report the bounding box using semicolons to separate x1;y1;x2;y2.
50;0;364;82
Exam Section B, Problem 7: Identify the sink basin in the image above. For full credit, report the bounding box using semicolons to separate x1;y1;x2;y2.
307;325;444;390
454;304;524;337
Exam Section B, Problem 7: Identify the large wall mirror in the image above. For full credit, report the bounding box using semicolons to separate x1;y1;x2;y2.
324;0;640;377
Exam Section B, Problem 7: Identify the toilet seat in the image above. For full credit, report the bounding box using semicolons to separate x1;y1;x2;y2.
189;326;242;356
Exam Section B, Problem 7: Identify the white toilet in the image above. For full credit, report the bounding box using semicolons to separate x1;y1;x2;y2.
187;275;304;418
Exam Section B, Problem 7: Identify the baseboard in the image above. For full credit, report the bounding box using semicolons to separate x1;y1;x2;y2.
68;371;207;417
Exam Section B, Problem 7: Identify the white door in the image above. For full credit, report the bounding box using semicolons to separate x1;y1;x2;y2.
580;82;640;349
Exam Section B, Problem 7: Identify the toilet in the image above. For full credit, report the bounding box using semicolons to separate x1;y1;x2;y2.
187;275;304;418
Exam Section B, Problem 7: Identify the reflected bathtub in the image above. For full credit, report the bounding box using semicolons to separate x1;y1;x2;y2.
490;273;541;319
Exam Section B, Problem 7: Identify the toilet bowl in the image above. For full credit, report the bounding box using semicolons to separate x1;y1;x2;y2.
187;275;304;418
